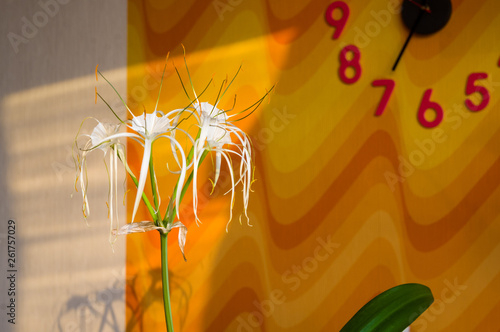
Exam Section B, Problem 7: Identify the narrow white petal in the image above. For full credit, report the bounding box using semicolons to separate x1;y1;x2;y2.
79;158;90;218
131;139;152;222
192;147;201;224
109;149;115;244
169;221;188;261
168;138;187;219
213;150;222;187
221;151;235;229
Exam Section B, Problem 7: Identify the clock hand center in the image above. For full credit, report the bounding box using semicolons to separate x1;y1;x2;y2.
407;0;431;13
392;3;428;71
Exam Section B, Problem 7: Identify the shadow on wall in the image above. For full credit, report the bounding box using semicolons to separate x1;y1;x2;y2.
126;268;192;332
56;285;123;332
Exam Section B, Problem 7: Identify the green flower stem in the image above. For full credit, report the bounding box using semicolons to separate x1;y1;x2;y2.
149;149;160;214
127;170;156;220
163;150;208;222
160;232;175;332
177;151;208;208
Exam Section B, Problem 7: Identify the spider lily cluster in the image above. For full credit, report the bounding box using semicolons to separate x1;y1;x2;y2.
74;56;272;258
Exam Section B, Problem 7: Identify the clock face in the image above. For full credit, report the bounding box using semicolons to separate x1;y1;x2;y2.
325;0;497;130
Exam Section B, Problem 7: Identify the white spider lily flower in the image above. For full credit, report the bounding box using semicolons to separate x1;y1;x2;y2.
195;102;232;183
128;110;188;223
75;120;125;244
192;102;253;227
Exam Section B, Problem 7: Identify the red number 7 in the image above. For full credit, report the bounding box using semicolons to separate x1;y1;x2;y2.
372;79;395;116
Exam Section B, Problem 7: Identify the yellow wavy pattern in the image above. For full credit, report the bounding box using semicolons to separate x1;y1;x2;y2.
126;0;500;330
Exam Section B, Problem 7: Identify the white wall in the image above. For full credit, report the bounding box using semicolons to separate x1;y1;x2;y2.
0;1;127;331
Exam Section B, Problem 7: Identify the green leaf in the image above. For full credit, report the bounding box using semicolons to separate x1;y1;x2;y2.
340;283;434;332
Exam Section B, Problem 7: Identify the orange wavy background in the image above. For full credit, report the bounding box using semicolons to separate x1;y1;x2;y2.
126;0;500;331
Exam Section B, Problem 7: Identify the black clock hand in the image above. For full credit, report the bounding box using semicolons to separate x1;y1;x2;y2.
407;0;431;12
392;1;428;71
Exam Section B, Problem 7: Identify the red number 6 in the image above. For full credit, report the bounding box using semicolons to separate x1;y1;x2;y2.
417;89;443;128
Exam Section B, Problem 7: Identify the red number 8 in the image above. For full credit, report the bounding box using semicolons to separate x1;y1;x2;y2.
339;45;362;85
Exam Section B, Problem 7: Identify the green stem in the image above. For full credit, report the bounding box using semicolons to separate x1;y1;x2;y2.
128;168;156;219
160;232;174;332
163;150;209;222
149;148;159;213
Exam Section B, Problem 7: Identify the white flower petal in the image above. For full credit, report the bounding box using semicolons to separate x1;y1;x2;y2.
170;221;188;261
189;99;255;225
115;221;164;234
90;122;120;151
131;138;152;222
75;119;126;246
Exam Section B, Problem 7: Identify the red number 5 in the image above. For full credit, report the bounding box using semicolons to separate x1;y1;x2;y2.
465;73;490;112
